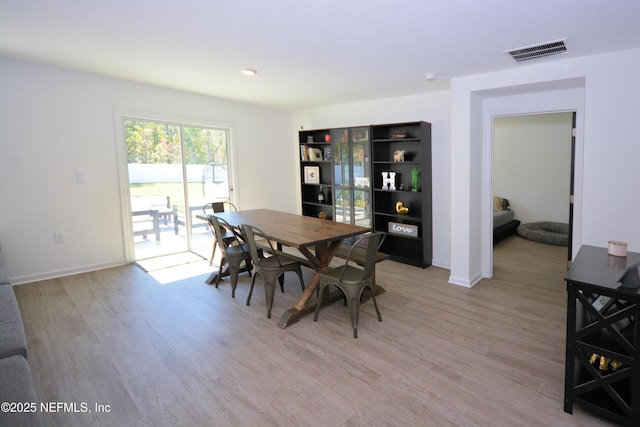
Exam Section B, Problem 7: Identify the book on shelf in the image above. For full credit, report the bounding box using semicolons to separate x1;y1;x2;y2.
323;146;332;161
307;147;323;161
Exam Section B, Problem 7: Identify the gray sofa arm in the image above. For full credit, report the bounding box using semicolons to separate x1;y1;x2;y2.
0;286;28;359
0;355;45;427
0;248;9;286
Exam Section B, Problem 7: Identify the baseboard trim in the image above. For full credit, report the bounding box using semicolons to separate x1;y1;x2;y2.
10;261;126;285
431;258;450;269
448;271;483;288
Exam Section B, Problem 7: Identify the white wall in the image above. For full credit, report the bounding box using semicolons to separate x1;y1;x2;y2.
293;91;452;268
493;113;573;224
0;58;295;284
450;48;640;287
4;48;639;287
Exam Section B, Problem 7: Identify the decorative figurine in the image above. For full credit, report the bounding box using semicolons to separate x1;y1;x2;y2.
610;360;623;371
382;171;396;191
599;356;612;371
393;150;405;162
589;353;623;372
395;201;409;215
411;166;420;192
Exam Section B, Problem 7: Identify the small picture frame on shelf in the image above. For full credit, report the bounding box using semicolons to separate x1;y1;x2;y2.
304;166;320;184
353;128;369;142
388;221;418;237
323;146;332;161
591;295;612;312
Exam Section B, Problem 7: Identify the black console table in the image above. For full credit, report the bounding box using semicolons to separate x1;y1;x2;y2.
564;245;640;425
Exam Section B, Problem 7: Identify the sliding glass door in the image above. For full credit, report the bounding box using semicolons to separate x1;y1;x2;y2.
183;125;232;260
124;118;232;260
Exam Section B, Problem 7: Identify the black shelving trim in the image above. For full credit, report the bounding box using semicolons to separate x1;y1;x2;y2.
373;189;422;193
373;161;421;165
302;202;333;208
374;212;421;221
372;138;421;143
387;254;430;268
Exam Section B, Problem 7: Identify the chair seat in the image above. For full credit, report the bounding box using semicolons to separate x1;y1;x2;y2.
321;265;366;286
220;229;236;241
259;254;300;270
225;243;249;257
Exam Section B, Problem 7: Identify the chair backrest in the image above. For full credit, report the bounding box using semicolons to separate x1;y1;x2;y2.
207;215;243;254
240;224;283;270
202;201;237;215
341;232;386;282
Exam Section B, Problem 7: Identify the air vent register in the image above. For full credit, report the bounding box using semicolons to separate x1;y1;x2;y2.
504;39;568;63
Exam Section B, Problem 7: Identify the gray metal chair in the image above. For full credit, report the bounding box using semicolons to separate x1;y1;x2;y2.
207;215;252;298
203;201;237;266
313;232;386;338
240;224;306;319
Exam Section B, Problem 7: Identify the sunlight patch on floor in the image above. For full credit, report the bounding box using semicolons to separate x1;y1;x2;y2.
136;252;214;285
148;260;213;284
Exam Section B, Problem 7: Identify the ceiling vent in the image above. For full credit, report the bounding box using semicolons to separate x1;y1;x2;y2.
504;39;568;63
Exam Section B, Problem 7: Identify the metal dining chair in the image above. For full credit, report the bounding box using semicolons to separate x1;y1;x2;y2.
240;224;306;319
202;201;237;266
206;215;252;298
313;232;386;338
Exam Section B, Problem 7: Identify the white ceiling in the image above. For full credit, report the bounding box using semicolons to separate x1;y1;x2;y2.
2;0;640;110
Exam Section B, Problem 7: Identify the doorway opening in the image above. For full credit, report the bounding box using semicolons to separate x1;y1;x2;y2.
491;111;575;274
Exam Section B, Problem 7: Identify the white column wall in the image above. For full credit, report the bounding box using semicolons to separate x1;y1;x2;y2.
450;48;640;287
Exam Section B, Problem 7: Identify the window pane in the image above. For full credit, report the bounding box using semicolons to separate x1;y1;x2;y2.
125;119;187;259
183;126;231;260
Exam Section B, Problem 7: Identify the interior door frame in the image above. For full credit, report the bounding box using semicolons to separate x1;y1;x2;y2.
490;111;575;269
481;86;584;278
567;112;576;268
113;109;237;263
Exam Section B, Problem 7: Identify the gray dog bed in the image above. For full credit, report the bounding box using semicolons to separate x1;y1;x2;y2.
517;221;569;246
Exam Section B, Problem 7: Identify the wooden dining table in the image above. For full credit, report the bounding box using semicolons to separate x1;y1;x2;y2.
201;208;371;328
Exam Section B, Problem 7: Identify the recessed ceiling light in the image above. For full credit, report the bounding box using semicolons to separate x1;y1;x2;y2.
241;68;257;76
424;72;438;81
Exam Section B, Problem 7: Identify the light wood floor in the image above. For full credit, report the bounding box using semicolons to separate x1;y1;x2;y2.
14;236;616;426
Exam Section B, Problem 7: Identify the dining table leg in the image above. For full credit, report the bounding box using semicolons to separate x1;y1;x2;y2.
277;241;343;328
277;272;319;327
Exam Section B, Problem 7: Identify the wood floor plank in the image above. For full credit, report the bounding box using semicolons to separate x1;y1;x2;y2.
13;236;617;426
